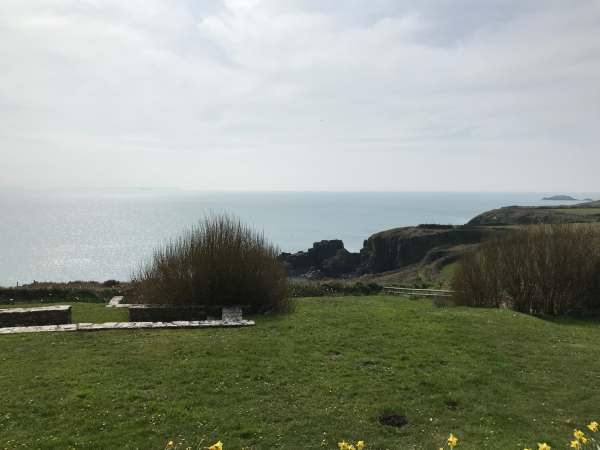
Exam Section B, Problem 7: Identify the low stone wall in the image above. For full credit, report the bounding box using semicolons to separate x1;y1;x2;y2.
128;305;210;322
0;305;72;327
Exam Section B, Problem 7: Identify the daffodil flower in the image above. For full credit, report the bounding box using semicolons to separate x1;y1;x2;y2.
338;441;349;450
208;441;223;450
537;443;551;450
447;433;458;448
588;421;599;432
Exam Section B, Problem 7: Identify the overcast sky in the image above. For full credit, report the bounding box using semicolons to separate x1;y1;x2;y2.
1;0;599;191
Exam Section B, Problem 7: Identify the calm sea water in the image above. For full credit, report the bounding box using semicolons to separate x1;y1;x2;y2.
0;189;597;286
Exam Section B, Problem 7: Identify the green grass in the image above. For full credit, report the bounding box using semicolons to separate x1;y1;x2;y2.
438;263;457;286
1;296;598;449
554;208;600;216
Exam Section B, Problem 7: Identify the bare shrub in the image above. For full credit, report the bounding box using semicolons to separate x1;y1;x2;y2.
452;225;600;315
131;214;289;313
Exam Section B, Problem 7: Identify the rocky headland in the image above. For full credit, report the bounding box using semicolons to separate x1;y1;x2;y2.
280;199;600;280
467;200;600;226
279;225;508;279
542;195;578;201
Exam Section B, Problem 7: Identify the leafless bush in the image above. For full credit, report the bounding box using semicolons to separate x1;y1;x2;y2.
131;214;289;313
452;225;600;315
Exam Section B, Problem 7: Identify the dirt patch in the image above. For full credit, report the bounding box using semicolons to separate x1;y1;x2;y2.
328;351;342;360
378;414;408;428
446;400;459;411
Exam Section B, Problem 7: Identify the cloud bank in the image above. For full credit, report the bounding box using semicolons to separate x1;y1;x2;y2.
1;0;599;191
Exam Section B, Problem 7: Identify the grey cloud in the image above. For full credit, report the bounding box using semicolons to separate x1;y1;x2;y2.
0;0;599;191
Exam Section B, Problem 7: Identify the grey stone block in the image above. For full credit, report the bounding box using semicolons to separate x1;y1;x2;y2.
0;305;71;327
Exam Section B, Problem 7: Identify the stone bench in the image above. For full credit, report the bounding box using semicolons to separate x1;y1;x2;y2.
128;304;244;323
0;305;72;327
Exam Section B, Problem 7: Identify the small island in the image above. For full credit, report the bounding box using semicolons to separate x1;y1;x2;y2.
542;195;578;201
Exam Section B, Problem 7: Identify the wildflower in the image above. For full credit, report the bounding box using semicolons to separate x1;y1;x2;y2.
165;440;175;450
208;441;223;450
338;441;349;450
570;440;581;449
537;443;551;450
356;441;365;450
588;421;599;432
574;430;588;443
447;433;458;448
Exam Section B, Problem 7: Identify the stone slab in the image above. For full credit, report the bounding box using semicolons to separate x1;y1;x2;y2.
222;306;243;322
106;296;134;308
0;320;255;335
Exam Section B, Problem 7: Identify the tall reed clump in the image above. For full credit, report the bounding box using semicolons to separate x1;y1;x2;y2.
131;214;289;313
452;224;600;315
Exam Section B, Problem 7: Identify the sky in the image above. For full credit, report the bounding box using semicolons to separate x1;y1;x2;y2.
1;0;599;192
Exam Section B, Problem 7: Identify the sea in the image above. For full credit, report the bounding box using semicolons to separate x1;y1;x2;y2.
0;189;597;286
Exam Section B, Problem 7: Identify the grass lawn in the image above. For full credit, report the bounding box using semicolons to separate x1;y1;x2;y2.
0;296;598;450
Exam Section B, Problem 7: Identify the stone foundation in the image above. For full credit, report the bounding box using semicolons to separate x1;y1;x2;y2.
128;305;210;322
0;305;72;327
0;319;255;334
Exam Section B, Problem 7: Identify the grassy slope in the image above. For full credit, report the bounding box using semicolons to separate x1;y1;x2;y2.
0;296;598;450
555;208;600;216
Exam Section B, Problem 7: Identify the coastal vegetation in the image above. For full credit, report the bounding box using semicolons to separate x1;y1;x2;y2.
130;214;289;313
0;281;121;304
1;296;598;449
452;224;600;315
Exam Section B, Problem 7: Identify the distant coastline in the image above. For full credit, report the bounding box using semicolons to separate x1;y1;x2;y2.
542;195;578;201
2;191;600;286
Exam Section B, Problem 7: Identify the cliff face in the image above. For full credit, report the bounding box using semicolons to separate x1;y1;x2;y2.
359;225;504;273
279;240;359;277
280;225;506;278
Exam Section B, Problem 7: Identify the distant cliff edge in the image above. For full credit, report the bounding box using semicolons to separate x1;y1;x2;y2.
280;200;600;280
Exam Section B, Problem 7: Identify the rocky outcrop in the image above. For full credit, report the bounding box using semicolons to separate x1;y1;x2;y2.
359;225;506;273
280;226;506;278
279;240;360;277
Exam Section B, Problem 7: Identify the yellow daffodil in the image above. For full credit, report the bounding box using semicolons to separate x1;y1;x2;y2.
574;429;588;443
165;440;175;450
208;441;223;450
588;421;599;432
338;441;349;450
537;443;551;450
448;433;458;448
356;441;365;450
570;440;581;449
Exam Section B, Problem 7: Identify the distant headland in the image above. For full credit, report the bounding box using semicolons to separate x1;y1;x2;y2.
542;195;578;201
